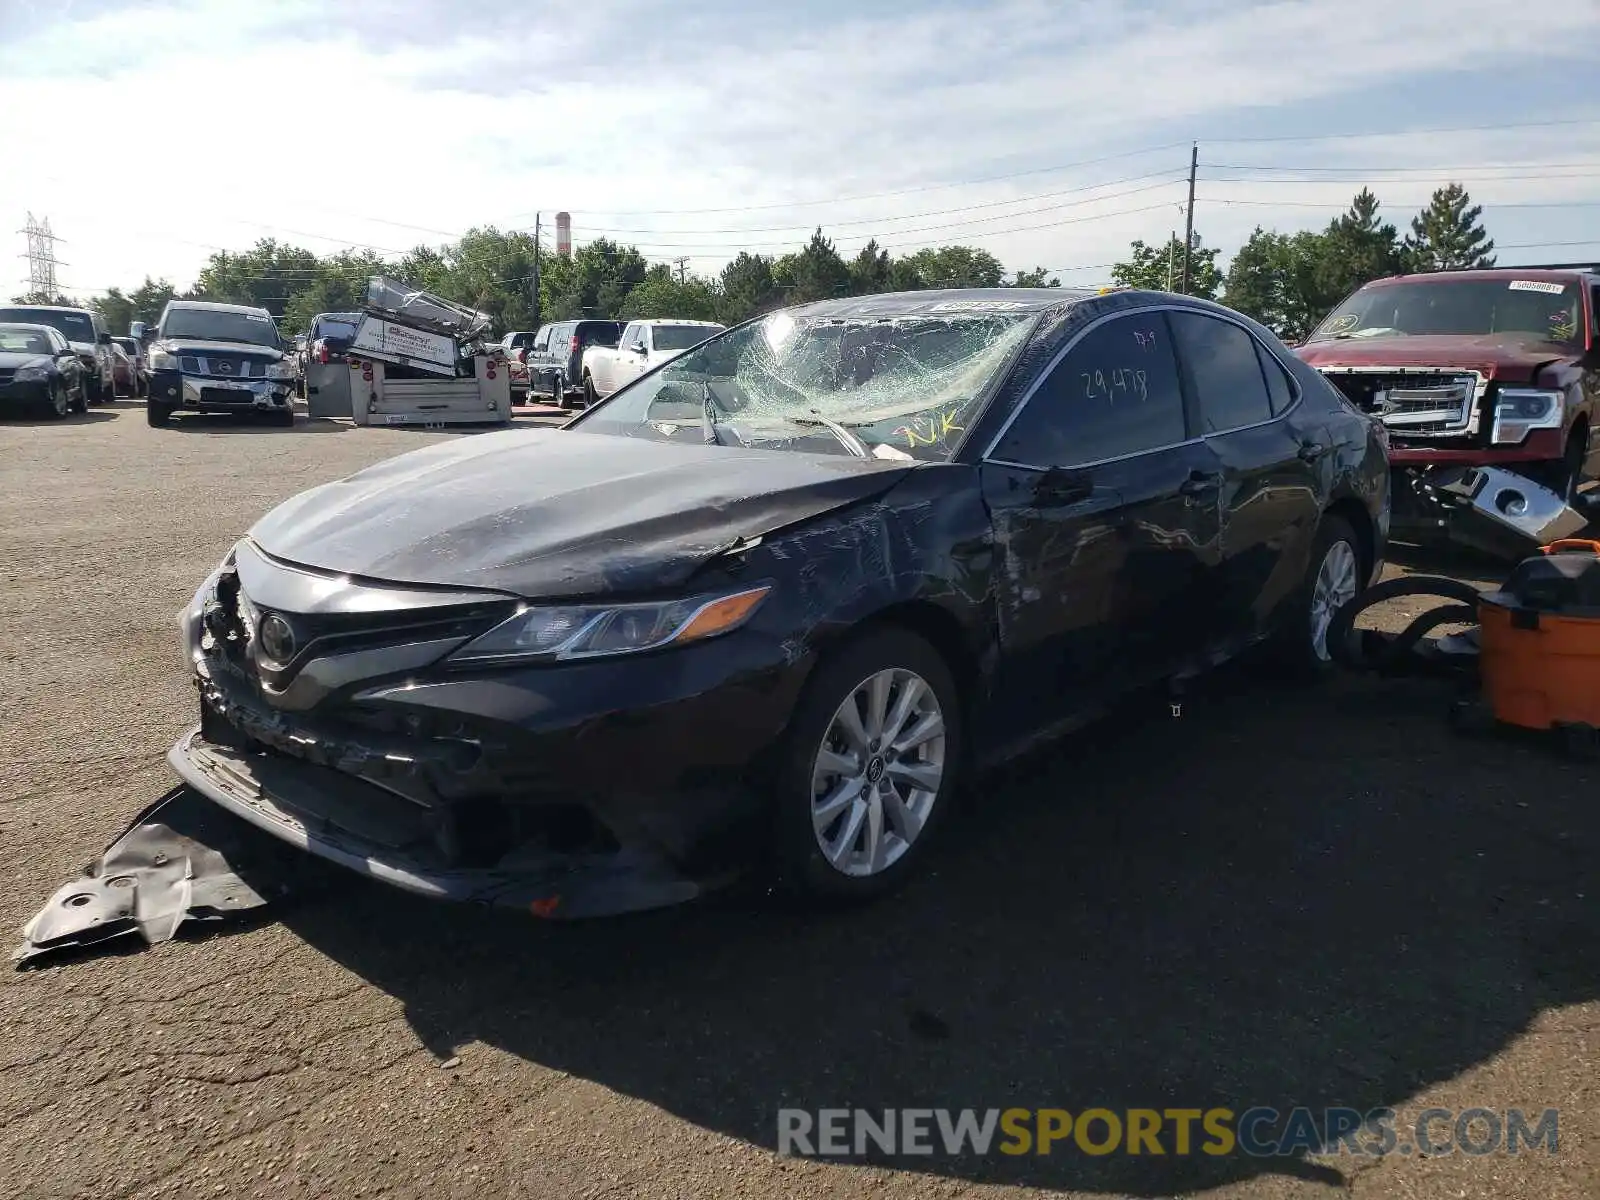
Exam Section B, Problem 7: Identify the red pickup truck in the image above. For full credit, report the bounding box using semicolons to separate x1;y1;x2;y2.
1297;266;1599;551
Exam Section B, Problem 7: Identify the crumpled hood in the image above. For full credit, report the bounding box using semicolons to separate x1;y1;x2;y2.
1296;333;1573;381
248;428;916;598
156;337;285;360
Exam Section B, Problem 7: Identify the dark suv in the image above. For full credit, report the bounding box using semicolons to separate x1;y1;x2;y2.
146;301;297;427
525;319;623;407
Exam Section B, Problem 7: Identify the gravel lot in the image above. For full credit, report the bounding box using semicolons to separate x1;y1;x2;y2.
1;401;1595;1200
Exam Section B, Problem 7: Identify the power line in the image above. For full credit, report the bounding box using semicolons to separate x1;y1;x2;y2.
1199;195;1600;210
559;168;1189;237
498;142;1192;221
1205;115;1600;144
1203;160;1600;174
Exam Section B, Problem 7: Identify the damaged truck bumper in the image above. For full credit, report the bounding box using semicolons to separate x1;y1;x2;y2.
1391;464;1589;558
166;727;706;918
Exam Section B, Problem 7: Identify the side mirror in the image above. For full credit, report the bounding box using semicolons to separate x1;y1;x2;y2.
130;321;146;340
97;331;112;345
632;343;648;355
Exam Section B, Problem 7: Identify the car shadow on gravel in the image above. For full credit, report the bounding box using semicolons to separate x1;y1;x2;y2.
2;409;118;426
161;414;345;434
278;667;1599;1195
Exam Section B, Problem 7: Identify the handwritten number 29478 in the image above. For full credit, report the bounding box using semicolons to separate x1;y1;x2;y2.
1081;367;1148;404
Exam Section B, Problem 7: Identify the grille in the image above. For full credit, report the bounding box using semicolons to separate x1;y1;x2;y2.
1320;370;1480;436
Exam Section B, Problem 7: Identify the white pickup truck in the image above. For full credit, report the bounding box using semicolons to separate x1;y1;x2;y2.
580;318;725;404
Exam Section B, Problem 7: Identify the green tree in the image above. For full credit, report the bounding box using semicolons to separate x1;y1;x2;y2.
904;245;1005;288
717;252;782;323
543;237;649;319
886;256;925;291
1112;233;1221;299
91;287;134;334
1318;188;1403;302
785;229;852;303
1403;183;1496;272
847;239;892;296
129;277;178;326
1009;267;1061;287
1223;228;1338;342
193;238;323;317
619;265;722;321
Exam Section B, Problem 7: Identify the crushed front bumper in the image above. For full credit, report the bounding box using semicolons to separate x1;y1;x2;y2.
149;368;294;411
166;726;705;918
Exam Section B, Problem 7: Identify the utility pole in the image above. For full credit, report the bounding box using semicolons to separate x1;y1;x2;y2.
18;213;65;300
1180;142;1197;296
531;212;542;327
1166;231;1176;292
671;256;689;285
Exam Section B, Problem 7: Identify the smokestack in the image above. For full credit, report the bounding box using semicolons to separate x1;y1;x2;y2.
555;212;572;258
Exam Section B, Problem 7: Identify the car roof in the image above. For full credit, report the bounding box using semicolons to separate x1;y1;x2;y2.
167;300;273;316
1365;267;1594;286
0;322;63;335
0;303;94;316
785;287;1095;321
632;318;723;325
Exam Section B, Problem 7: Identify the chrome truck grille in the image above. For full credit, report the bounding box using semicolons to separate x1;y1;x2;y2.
1318;368;1486;437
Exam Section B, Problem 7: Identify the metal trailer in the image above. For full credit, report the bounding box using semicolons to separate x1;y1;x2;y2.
343;276;512;427
349;354;512;426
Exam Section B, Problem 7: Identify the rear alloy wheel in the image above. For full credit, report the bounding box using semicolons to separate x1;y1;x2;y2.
583;373;598;407
773;627;962;902
1271;513;1362;676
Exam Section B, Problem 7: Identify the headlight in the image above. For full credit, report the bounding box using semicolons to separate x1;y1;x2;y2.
148;345;180;371
265;360;294;380
1491;388;1564;445
14;364;49;383
450;584;771;664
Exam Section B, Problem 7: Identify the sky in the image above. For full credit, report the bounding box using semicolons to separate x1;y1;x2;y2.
5;0;1600;303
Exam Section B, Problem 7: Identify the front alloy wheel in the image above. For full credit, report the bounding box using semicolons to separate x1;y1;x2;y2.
811;667;946;877
775;626;962;901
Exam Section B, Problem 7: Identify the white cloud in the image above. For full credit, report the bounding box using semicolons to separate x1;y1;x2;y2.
2;0;1598;301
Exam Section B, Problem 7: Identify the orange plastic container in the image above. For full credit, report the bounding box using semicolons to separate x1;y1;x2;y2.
1477;540;1600;730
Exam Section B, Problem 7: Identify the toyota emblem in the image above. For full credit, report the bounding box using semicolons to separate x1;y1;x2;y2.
258;613;297;663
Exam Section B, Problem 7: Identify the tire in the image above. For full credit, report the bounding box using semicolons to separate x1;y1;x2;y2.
582;373;598;407
40;381;69;420
770;626;963;903
272;407;295;428
1528;433;1587;506
554;374;571;410
1267;513;1363;677
70;377;89;413
146;402;171;427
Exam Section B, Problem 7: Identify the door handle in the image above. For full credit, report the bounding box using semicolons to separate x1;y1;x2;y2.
1178;470;1223;496
1298;440;1329;462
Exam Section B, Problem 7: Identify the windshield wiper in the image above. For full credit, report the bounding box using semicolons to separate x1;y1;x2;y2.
701;382;724;446
787;409;870;458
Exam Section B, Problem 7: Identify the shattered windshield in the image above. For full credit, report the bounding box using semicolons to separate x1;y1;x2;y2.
574;308;1038;461
1307;278;1584;346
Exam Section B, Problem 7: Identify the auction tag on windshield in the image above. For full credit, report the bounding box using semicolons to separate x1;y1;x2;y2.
1508;280;1566;294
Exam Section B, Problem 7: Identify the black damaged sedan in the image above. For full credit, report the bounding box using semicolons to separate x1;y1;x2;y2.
171;288;1388;916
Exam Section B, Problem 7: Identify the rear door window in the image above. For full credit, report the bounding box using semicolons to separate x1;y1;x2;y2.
1169;311;1275;433
993;313;1188;468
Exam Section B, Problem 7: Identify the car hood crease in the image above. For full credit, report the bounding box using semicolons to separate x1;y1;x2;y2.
247;428;916;597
